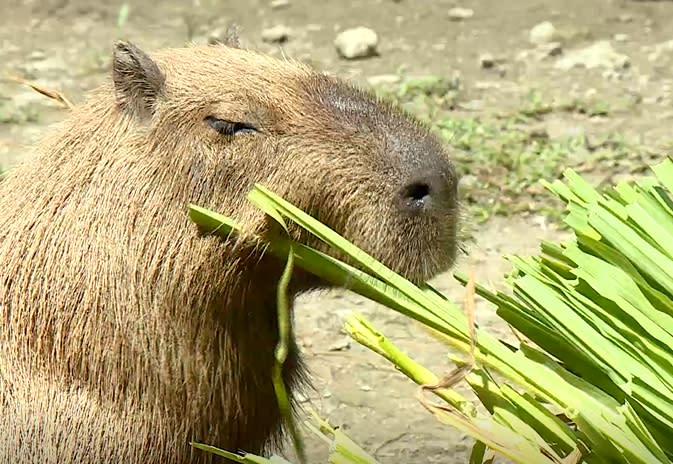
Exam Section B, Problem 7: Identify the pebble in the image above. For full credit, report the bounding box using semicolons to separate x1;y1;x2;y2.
459;174;478;190
447;7;474;20
643;96;661;105
479;52;495;68
602;69;624;81
269;0;290;8
334;27;379;59
459;99;485;111
545;117;586;139
261;25;291;43
614;33;628;42
328;338;351;352
555;40;629;71
516;42;562;62
474;81;501;90
206;28;225;45
647;39;673;62
515;49;531;61
656;110;673;120
529;21;556;45
27;50;46;61
367;74;401;86
539;41;563;58
207;26;241;46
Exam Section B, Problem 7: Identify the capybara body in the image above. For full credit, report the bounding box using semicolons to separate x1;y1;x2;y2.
0;35;459;464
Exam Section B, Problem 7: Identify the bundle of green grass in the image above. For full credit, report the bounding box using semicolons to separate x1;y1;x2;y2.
189;157;673;464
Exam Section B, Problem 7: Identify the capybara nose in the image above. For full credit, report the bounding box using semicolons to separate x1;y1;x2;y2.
397;171;456;216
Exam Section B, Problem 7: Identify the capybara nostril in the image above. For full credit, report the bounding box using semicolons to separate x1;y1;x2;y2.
398;173;454;215
400;180;431;212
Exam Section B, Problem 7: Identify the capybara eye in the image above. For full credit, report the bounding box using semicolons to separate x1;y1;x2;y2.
204;115;258;136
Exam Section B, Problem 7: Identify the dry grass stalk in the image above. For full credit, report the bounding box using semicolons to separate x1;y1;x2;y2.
4;71;74;109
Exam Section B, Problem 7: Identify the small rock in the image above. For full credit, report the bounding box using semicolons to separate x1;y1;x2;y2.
529;21;556;45
261;25;291;43
474;80;501;90
555;40;629;71
618;13;634;23
545;117;586;139
448;7;474;20
269;0;290;8
658;39;673;52
515;49;531;61
458;99;485;111
459;175;478;189
647;39;673;62
527;125;549;140
518;42;561;62
328;338;351;352
367;74;401;86
207;25;242;46
28;50;46;61
206;28;225;45
360;385;372;392
479;52;495;68
614;33;628;42
334;27;378;59
657;110;673;120
539;41;563;57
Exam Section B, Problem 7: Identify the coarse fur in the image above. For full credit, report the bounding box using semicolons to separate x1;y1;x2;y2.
0;30;460;464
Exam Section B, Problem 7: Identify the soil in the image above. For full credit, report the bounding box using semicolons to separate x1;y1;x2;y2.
2;0;672;462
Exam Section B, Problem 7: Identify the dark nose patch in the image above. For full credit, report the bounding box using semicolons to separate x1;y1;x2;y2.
398;172;455;216
401;181;431;209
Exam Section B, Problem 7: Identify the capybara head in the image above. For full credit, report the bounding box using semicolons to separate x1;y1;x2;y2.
111;40;460;284
0;32;460;464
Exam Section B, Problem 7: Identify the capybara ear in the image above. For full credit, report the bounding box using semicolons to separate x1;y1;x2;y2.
112;40;165;120
208;23;242;48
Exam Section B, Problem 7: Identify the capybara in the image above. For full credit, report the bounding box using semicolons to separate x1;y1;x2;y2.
0;31;460;464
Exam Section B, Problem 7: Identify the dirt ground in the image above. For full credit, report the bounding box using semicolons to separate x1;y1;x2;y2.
2;0;673;462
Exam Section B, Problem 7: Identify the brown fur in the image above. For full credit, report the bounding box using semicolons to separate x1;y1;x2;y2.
0;34;460;464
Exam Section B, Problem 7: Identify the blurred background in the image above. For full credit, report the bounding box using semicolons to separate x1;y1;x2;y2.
2;0;673;462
